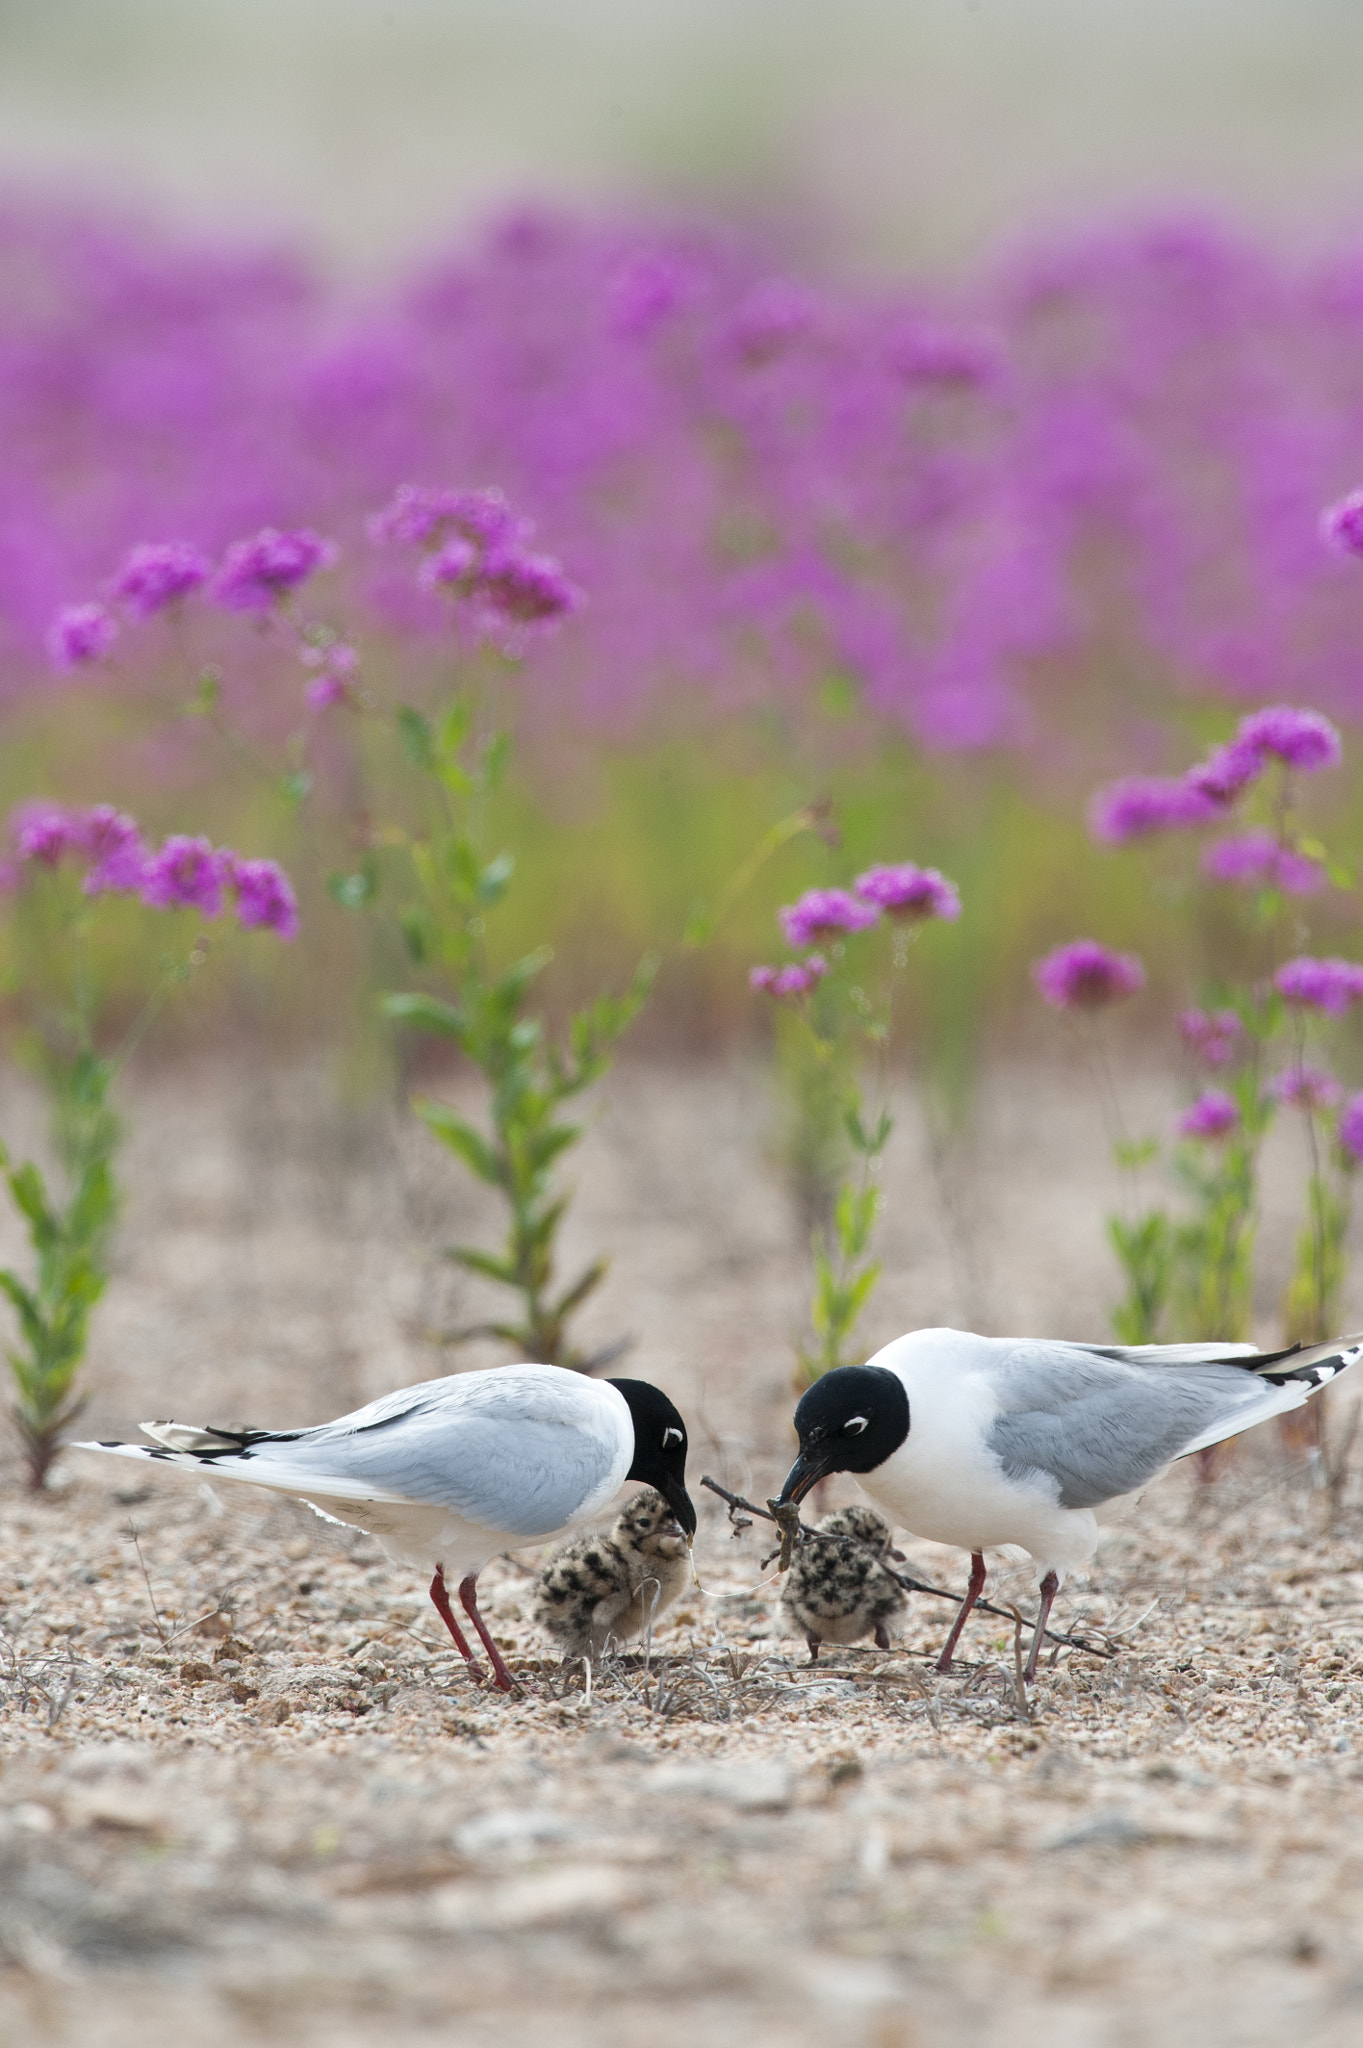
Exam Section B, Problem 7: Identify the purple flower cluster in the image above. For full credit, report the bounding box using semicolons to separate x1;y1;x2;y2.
110;541;210;620
1089;777;1215;844
1178;1007;1244;1068
6;802;298;939
1201;830;1326;895
46;604;118;674
1321;490;1363;559
777;888;879;950
1270;1065;1342;1112
854;864;962;922
210;528;338;613
1033;940;1145;1012
1175;1090;1240;1141
1091;706;1343;848
370;482;579;647
1337;1094;1363;1165
749;956;828;1001
1274;957;1363;1015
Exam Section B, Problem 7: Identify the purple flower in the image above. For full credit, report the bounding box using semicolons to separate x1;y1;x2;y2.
1201;829;1326;895
46;603;117;673
1033;939;1145;1011
1270;1065;1342;1112
854;863;961;922
1235;705;1342;774
729;278;818;365
750;956;828;1000
140;836;230;917
1337;1094;1363;1165
110;541;210;620
368;484;528;551
229;857;299;941
1184;739;1261;806
1178;1008;1244;1068
11;801;83;866
1321;489;1363;558
778;888;880;950
475;547;582;631
80;806;148;895
1176;1089;1241;1141
1274;956;1363;1015
369;484;465;547
210;528;338;612
301;642;359;710
416;536;478;592
1088;775;1215;844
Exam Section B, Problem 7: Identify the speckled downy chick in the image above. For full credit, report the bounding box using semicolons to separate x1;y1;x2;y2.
779;1504;907;1663
532;1487;691;1661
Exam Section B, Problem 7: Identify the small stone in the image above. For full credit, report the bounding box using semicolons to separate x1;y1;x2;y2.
179;1661;214;1684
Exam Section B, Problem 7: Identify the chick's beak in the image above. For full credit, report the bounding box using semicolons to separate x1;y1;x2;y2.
776;1442;834;1506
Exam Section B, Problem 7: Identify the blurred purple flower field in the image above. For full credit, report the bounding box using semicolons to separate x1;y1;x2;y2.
8;199;1363;757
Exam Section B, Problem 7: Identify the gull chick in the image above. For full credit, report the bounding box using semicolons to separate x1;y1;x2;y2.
777;1326;1363;1682
532;1486;691;1660
76;1367;694;1693
779;1504;907;1662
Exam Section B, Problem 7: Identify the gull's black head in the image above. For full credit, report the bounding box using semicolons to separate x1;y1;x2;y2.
777;1365;910;1504
609;1378;696;1538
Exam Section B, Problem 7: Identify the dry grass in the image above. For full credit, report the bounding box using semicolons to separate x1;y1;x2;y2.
2;1052;1363;2046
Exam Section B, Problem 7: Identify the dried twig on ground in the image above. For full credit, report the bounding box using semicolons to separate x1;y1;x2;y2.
699;1474;1119;1662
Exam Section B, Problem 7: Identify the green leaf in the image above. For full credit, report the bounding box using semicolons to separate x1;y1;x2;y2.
413;1099;505;1186
552;1258;609;1321
436;698;471;760
477;852;515;906
1114;1137;1159;1171
396;706;435;769
280;769;313;806
482;731;513;790
445;1246;521;1287
399;908;431;964
380;992;469;1041
328;862;378;911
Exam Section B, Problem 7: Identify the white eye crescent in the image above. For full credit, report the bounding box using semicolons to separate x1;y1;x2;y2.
844;1415;869;1435
662;1426;684;1448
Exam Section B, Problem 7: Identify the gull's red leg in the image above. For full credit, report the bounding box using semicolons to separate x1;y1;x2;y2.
458;1574;521;1693
1024;1570;1059;1684
935;1551;987;1674
429;1567;487;1682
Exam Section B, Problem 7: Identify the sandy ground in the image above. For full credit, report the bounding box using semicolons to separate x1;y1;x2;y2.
3;1053;1363;2047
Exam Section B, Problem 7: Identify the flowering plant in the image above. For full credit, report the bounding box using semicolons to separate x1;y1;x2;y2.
1041;701;1361;1381
0;802;296;1486
752;862;961;1383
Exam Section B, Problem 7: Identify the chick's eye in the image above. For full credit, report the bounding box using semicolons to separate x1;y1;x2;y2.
844;1415;869;1436
662;1426;684;1448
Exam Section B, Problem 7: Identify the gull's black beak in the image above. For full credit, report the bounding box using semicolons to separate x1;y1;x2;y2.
663;1474;698;1540
776;1443;836;1506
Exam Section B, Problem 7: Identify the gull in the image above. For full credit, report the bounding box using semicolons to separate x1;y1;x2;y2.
776;1326;1363;1682
531;1486;692;1662
778;1504;907;1662
76;1367;695;1693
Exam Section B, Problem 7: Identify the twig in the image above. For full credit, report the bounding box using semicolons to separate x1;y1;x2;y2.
699;1474;1118;1662
126;1520;168;1644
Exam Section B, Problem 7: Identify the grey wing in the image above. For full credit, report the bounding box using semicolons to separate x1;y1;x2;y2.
985;1341;1274;1510
257;1411;618;1538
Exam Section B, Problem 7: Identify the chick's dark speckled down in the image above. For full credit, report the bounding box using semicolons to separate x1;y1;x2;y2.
531;1487;691;1660
779;1505;907;1662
